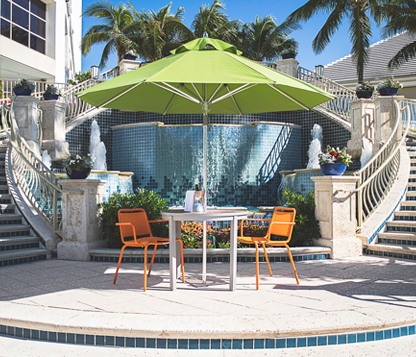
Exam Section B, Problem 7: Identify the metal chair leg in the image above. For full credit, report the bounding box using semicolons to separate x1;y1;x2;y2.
255;243;259;290
178;239;185;282
148;244;158;277
113;245;126;284
262;243;273;276
285;244;299;284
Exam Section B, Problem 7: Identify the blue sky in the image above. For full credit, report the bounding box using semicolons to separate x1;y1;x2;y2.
81;0;384;74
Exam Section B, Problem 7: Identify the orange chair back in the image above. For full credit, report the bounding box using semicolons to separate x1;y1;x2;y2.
118;208;153;242
267;207;296;242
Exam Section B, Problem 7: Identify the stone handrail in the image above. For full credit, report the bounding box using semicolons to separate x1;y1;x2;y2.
1;102;62;236
354;100;410;228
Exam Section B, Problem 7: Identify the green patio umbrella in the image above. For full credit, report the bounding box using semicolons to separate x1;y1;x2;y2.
77;37;335;194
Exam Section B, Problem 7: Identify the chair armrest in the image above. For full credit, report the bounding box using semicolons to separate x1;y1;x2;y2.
116;222;137;243
239;218;271;236
148;220;169;223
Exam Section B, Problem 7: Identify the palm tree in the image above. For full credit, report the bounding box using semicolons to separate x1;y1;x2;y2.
192;0;239;44
81;1;133;69
285;0;385;83
238;15;299;62
127;2;194;62
382;0;416;69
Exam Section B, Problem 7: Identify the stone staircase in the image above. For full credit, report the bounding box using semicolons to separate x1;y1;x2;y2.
364;146;416;260
0;139;50;267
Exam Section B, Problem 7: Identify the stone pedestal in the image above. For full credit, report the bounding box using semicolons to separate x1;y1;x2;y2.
274;58;299;77
57;179;107;261
39;100;70;159
347;99;375;159
118;59;142;75
10;96;41;157
312;176;362;258
373;96;404;155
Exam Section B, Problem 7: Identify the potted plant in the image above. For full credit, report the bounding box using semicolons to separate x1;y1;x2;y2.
13;79;36;96
62;154;95;179
123;50;137;60
318;146;352;176
356;82;374;99
43;84;60;101
376;77;403;96
281;49;298;59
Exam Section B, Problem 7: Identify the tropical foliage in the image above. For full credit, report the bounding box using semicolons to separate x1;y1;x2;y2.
81;1;134;68
238;15;299;62
279;190;320;247
356;81;374;92
100;188;169;248
285;0;386;82
126;2;194;62
318;146;352;166
382;0;416;69
376;76;403;90
192;0;239;44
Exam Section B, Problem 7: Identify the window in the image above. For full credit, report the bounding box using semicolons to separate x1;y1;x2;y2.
0;0;46;54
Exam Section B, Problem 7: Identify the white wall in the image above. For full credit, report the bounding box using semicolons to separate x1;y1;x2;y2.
0;0;82;83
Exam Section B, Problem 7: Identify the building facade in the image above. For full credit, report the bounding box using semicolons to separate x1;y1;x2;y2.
0;0;82;83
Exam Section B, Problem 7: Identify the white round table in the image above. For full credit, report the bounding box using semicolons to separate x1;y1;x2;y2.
161;209;248;291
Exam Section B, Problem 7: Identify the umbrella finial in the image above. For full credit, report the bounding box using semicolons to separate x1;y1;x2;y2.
203;32;209;38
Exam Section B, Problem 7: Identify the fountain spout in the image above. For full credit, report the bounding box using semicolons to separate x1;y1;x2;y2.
90;120;107;171
307;124;322;169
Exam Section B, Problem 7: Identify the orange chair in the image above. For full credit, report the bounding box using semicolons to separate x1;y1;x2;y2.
113;208;185;291
238;207;299;289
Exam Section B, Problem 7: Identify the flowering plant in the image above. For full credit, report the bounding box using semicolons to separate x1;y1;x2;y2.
356;81;374;92
377;77;403;90
318;146;352;166
62;154;94;169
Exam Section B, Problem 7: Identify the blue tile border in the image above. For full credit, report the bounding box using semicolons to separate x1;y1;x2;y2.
1;323;416;350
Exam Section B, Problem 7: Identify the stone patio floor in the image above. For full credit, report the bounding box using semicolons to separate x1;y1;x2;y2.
0;255;416;356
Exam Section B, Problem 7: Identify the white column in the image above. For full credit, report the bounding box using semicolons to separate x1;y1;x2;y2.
312;176;362;258
274;58;299;77
118;59;142;75
373;96;404;155
39;100;70;159
347;98;375;159
10;96;41;157
57;179;106;261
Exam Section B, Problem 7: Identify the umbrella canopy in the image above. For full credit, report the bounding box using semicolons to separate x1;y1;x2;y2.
77;38;335;116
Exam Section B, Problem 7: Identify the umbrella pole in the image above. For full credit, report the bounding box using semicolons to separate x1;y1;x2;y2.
202;116;208;284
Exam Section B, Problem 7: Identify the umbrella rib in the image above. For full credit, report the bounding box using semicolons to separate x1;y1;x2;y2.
266;84;310;111
163;94;176;115
208;84;224;102
99;82;144;107
224;85;242;115
211;84;255;104
191;83;204;102
153;82;200;104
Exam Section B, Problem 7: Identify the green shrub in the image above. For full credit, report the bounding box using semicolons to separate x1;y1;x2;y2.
99;188;169;248
279;189;320;246
181;222;215;249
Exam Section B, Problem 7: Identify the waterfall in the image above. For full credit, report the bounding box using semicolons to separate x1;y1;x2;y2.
90;119;107;171
361;142;373;168
42;150;51;170
307;124;323;169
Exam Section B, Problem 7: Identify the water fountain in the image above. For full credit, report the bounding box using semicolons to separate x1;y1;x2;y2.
90;119;107;171
42;150;51;170
360;142;373;168
307;124;323;169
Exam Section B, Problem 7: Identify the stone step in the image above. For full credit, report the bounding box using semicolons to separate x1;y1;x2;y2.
0;203;15;214
0;213;22;225
0;236;39;251
0;185;8;194
0;224;30;237
90;246;333;264
406;191;416;200
400;201;416;211
386;220;416;233
364;244;416;261
0;248;50;267
0;194;12;204
377;232;416;246
394;211;416;220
